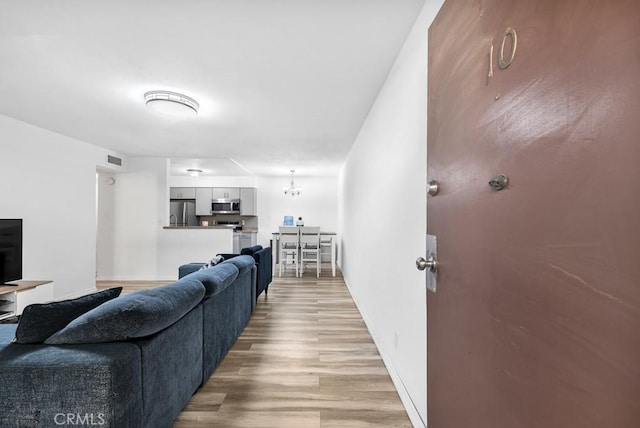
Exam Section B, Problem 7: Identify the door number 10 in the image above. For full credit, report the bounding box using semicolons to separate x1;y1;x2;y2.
488;27;517;78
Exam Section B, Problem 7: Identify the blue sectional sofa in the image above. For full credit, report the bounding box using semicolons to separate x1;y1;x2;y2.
179;245;272;312
240;245;273;299
0;255;255;428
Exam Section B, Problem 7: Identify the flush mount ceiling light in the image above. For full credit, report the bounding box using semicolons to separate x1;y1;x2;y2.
144;90;199;117
187;168;203;177
283;170;302;196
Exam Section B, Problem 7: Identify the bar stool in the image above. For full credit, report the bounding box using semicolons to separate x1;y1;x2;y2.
278;226;300;277
299;227;320;278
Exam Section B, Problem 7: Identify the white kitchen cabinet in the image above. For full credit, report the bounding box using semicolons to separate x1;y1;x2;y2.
240;187;257;216
170;187;196;199
232;233;241;254
195;187;213;216
239;232;255;249
233;231;257;253
211;188;240;200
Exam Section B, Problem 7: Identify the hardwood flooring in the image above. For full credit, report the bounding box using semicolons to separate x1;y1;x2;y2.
99;267;412;428
96;279;174;294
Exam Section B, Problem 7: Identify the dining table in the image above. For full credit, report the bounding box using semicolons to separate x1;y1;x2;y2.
271;230;337;276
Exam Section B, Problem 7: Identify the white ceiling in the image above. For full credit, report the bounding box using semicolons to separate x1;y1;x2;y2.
0;0;425;177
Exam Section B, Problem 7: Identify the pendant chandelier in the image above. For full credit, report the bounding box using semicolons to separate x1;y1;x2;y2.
283;170;302;196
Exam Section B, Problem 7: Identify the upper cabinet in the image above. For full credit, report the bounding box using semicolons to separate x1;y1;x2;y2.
170;186;257;217
240;188;257;216
211;188;240;200
170;187;196;199
195;188;213;216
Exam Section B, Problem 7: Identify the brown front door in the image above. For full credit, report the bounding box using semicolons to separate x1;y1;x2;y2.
426;1;640;427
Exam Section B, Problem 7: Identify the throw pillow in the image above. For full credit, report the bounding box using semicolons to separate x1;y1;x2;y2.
13;287;123;344
44;279;205;344
199;254;224;270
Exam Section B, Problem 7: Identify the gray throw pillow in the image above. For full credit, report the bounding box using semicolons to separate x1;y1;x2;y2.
199;254;224;270
13;287;123;344
44;279;205;344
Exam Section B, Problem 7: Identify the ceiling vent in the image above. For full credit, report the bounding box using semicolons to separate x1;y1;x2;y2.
107;155;122;167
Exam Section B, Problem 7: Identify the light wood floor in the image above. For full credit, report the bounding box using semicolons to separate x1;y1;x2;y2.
99;267;412;428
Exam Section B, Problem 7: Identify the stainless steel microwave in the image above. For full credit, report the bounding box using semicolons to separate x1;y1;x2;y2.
211;199;240;214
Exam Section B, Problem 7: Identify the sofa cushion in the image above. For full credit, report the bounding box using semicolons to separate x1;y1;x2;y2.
13;287;123;344
180;263;239;297
221;255;255;277
44;279;205;344
0;324;144;428
240;245;263;256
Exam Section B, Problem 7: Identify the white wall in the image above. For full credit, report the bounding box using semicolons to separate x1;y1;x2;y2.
97;158;236;280
97;157;167;280
0;114;115;299
96;170;117;279
169;175;257;188
255;176;339;246
339;1;444;426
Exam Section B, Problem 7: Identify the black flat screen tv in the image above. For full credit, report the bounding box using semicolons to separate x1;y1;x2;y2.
0;219;22;284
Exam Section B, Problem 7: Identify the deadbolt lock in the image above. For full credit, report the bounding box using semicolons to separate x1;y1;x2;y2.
488;174;509;191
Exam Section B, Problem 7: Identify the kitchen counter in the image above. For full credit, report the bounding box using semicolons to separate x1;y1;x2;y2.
163;226;259;232
156;228;233;278
163;226;233;230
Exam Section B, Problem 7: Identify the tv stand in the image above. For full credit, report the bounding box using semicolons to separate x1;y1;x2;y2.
0;281;54;321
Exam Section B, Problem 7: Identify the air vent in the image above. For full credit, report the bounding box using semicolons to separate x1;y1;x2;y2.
107;155;122;167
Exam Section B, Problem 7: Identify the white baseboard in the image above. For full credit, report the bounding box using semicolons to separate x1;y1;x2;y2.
343;278;426;428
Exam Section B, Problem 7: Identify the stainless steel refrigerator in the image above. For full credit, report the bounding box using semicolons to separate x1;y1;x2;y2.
169;200;198;226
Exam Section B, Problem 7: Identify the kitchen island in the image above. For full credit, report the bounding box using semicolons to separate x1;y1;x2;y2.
164;226;258;254
157;227;233;279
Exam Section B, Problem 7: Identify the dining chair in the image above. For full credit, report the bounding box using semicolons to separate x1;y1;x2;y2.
299;226;320;278
278;226;300;277
319;235;333;275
